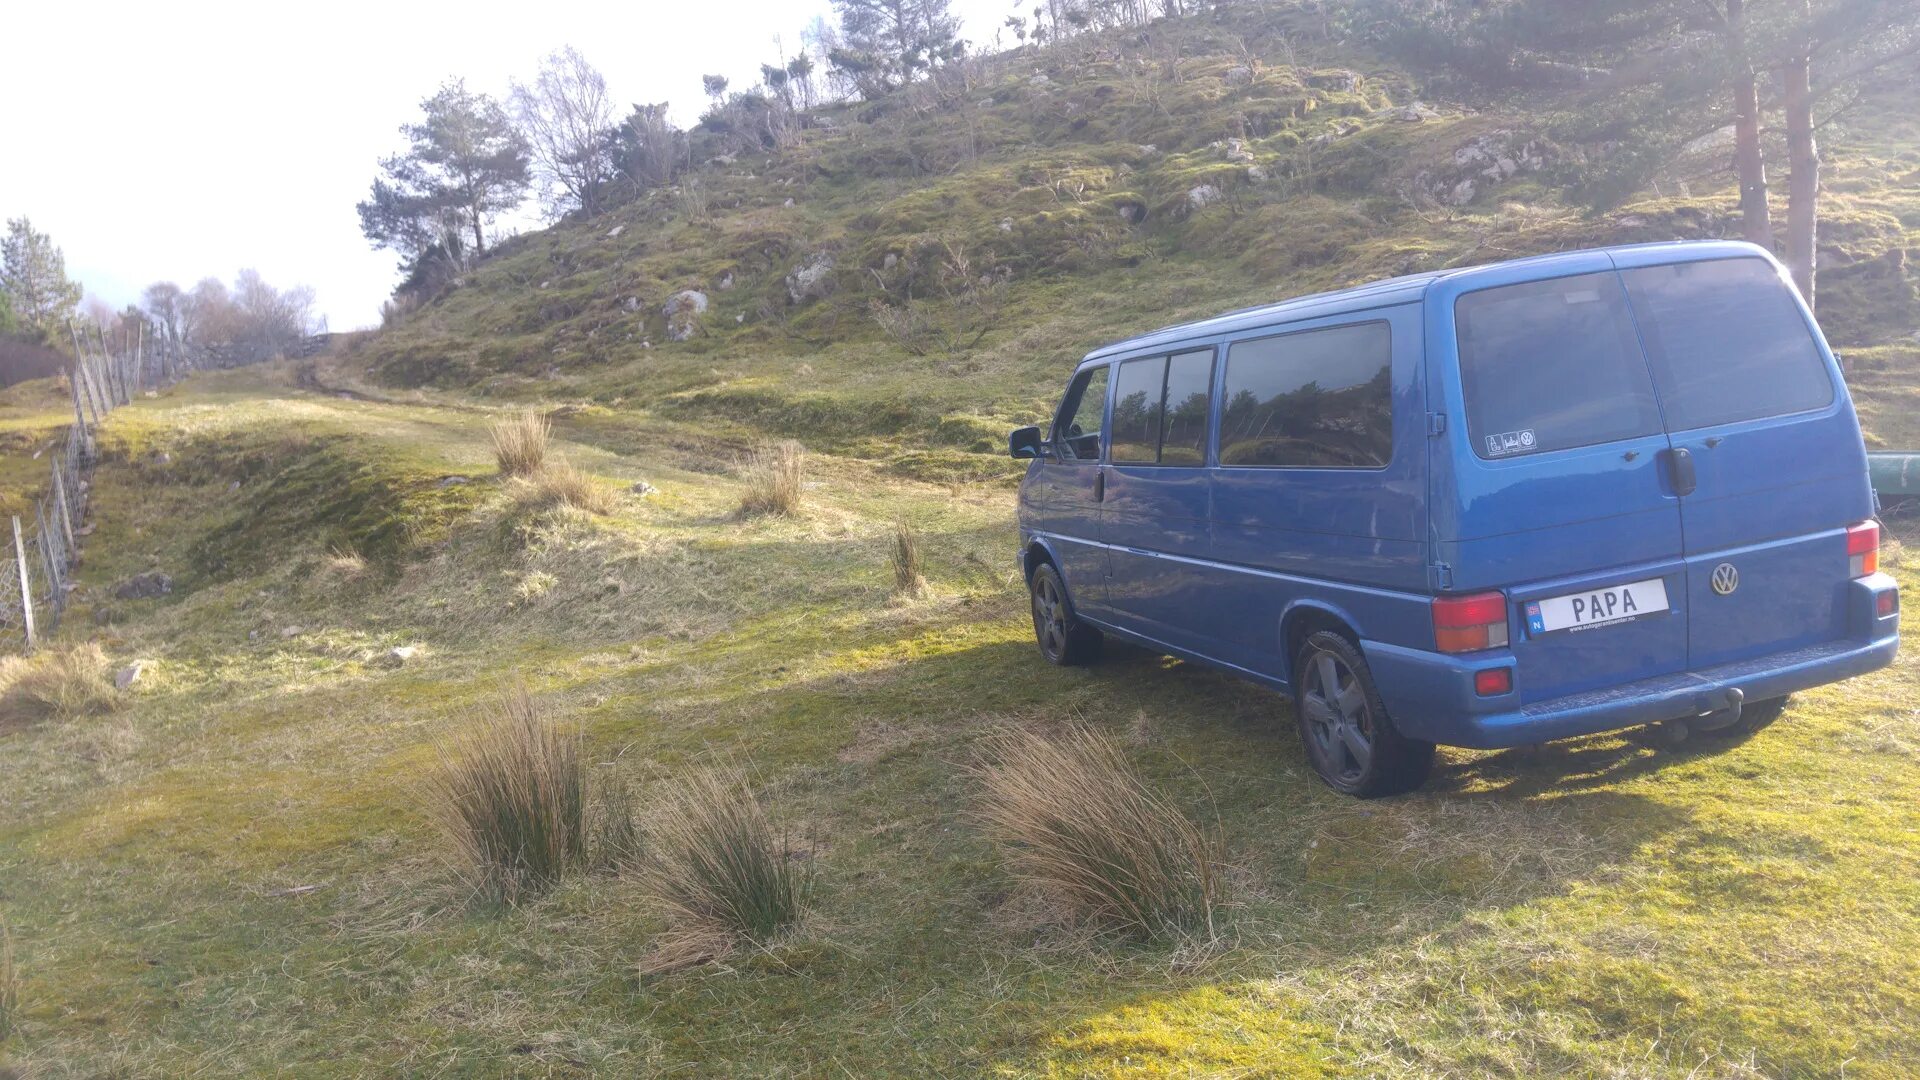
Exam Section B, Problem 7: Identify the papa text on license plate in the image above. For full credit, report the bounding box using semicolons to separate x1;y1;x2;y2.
1525;577;1670;635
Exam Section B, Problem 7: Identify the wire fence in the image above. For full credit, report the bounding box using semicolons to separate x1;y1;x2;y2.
0;323;195;653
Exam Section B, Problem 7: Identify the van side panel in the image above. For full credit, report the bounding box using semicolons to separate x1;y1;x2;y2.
1201;302;1430;678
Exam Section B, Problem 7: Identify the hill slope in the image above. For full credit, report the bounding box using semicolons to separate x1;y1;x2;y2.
354;6;1920;454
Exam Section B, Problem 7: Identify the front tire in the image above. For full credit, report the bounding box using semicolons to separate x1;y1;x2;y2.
1029;563;1102;666
1293;631;1434;797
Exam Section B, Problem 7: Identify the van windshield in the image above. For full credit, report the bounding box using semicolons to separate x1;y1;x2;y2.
1619;257;1833;431
1455;271;1663;459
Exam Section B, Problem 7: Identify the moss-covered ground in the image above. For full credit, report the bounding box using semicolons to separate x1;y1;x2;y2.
0;361;1912;1077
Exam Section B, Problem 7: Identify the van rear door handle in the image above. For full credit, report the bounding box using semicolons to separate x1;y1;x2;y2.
1664;447;1697;496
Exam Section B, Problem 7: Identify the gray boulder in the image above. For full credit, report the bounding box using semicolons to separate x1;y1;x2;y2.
664;290;709;341
785;253;836;305
1379;101;1440;122
113;572;173;600
1306;70;1361;93
1415;129;1552;206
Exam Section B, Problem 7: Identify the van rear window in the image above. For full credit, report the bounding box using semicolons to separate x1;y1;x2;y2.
1455;272;1663;459
1620;258;1833;430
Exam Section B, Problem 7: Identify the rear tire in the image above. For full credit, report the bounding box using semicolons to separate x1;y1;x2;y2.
1293;631;1434;798
1029;563;1102;666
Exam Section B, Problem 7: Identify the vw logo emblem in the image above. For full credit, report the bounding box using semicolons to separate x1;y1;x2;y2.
1711;563;1740;596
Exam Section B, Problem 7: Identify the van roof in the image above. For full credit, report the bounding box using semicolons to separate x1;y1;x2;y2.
1080;240;1765;364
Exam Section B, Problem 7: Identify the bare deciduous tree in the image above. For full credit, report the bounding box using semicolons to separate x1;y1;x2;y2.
512;47;619;218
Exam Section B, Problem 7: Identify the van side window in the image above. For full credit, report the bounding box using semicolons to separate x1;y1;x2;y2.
1456;273;1662;459
1621;258;1834;430
1159;350;1214;465
1110;357;1164;464
1051;365;1109;462
1218;322;1393;468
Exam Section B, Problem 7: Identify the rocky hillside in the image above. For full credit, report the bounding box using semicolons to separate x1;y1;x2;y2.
351;4;1920;457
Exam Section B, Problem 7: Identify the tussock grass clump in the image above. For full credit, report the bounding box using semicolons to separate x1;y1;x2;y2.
426;690;586;905
323;546;367;579
643;767;807;948
976;725;1222;941
739;440;805;517
0;643;117;728
0;917;17;1044
890;519;927;596
490;410;550;478
515;458;615;517
590;770;645;873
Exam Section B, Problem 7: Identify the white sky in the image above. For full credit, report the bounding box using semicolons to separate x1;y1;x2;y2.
1;0;1015;331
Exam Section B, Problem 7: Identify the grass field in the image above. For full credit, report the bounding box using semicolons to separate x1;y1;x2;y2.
2;7;1917;1074
0;364;1913;1077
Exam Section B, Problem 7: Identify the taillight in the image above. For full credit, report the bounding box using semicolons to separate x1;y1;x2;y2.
1847;520;1879;577
1433;591;1509;653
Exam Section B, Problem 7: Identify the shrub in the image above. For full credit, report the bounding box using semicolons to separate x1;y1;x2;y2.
0;917;16;1044
425;689;586;905
0;643;117;728
975;725;1221;941
890;519;926;596
513;457;615;516
490;410;550;478
643;767;807;944
739;440;805;516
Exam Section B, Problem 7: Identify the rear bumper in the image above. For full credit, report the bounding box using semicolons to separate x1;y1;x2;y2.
1368;574;1900;749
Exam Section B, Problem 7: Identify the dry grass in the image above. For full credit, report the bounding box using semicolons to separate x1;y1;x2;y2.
322;546;367;580
0;643;116;729
975;724;1222;941
739;440;805;516
890;519;927;596
424;689;586;905
490;410;550;478
513;457;615;516
590;769;644;872
0;917;16;1044
642;766;808;951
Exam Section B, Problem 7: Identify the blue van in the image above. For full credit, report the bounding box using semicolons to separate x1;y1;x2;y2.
1009;241;1900;797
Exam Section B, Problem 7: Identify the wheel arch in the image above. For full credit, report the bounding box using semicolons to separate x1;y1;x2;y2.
1279;601;1365;688
1022;537;1090;619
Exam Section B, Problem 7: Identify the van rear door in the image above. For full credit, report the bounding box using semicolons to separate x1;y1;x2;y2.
1432;260;1692;705
1613;249;1873;667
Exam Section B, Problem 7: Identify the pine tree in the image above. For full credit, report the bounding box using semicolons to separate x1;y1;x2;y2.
0;218;83;338
359;79;530;274
829;0;962;95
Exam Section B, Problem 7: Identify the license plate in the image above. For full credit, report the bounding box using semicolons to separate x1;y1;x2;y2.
1526;577;1670;635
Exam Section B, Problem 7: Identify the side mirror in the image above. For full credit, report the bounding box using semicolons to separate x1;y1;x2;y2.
1009;425;1044;459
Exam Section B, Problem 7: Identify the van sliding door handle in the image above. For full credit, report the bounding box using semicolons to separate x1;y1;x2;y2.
1093;470;1106;503
1664;447;1697;496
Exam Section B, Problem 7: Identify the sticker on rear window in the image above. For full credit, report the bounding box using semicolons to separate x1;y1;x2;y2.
1484;429;1536;456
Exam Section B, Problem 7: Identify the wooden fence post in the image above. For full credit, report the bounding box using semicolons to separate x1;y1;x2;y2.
14;517;35;652
68;323;103;428
35;503;61;613
51;457;78;558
